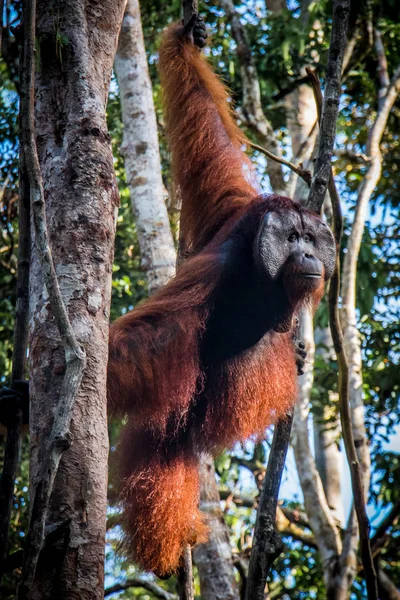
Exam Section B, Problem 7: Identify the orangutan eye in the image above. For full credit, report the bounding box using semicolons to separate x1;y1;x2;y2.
288;233;298;242
304;234;313;244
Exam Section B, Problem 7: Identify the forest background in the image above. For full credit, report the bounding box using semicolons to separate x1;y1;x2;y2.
0;0;399;599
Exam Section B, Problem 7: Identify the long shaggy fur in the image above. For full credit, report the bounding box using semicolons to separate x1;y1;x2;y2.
108;22;326;577
118;426;208;575
159;22;257;256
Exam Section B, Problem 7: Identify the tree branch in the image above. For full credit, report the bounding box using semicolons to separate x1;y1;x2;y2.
370;499;400;552
17;0;86;596
245;413;293;600
104;578;178;600
276;508;317;548
248;141;311;187
374;28;390;107
307;0;350;214
291;311;343;588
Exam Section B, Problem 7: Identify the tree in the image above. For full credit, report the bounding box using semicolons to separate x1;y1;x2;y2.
12;1;126;597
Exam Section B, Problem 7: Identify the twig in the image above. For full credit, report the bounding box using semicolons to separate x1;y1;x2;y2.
248;141;311;187
245;412;293;600
17;0;86;597
0;29;31;581
105;578;178;600
307;63;378;600
219;489;255;508
370;499;400;552
307;0;350;214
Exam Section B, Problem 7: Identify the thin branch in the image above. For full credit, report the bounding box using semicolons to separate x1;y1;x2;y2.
280;507;310;530
307;0;350;214
245;412;293;600
276;508;317;548
307;65;378;600
104;578;178;600
219;489;255;508
248;141;311;187
376;568;400;600
17;0;86;596
333;149;370;163
370;499;400;552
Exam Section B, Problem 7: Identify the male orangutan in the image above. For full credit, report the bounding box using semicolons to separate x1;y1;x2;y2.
107;15;336;576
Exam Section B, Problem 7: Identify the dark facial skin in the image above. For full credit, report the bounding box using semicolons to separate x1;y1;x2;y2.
255;209;336;293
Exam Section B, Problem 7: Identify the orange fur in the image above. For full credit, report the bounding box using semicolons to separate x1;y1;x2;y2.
108;22;328;577
118;426;208;575
159;23;257;256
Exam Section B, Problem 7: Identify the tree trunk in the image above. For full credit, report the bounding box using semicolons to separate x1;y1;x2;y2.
291;312;342;583
220;0;286;194
341;62;400;500
285;83;317;203
114;0;176;295
193;456;239;600
29;1;125;598
313;327;344;526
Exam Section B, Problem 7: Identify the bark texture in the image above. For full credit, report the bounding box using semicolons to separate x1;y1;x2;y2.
286;84;317;202
341;62;400;497
313;327;344;526
291;311;344;594
192;457;239;600
220;0;285;194
114;0;176;294
29;1;125;598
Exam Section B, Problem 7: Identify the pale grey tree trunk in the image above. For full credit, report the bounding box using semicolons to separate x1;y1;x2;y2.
313;327;344;526
286;83;318;203
341;57;400;499
29;1;125;597
193;457;240;600
114;0;176;294
220;0;286;194
291;311;344;596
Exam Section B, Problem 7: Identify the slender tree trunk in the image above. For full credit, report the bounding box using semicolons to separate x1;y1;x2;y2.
193;457;239;600
313;327;344;526
286;83;317;203
29;1;125;597
291;311;343;592
220;0;285;194
284;23;348;588
341;61;400;499
114;0;176;294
